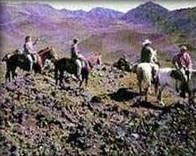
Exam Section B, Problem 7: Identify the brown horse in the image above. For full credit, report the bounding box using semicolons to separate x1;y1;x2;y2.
54;53;101;87
2;47;56;82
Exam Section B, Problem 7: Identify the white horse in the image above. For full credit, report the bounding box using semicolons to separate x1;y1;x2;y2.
135;62;159;102
155;68;187;106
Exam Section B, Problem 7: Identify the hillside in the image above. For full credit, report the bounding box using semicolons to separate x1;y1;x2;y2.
0;63;195;155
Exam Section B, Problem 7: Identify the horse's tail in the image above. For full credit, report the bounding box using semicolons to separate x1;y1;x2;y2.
137;66;151;89
2;54;10;62
54;62;58;85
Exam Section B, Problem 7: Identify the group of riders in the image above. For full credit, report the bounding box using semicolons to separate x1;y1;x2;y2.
19;36;88;81
16;35;193;85
140;39;192;81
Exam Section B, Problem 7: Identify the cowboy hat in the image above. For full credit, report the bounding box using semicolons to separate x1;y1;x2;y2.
180;45;188;51
142;39;152;46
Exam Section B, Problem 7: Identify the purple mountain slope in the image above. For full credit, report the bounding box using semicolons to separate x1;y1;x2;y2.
121;1;169;25
168;7;196;35
87;7;123;19
60;9;87;18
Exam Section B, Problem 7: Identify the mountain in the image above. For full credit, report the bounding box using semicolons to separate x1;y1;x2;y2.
60;7;124;19
0;1;196;64
60;9;87;18
121;1;169;25
164;7;196;35
121;1;196;49
87;7;123;19
0;3;123;22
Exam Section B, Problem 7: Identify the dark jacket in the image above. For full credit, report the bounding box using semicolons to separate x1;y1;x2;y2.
140;45;153;63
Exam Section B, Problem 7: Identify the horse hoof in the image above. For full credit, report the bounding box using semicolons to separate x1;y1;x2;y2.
158;101;165;106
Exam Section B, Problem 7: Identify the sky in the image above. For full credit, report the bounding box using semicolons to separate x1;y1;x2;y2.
3;0;196;12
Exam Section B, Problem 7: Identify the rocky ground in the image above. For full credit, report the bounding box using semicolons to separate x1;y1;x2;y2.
0;61;195;156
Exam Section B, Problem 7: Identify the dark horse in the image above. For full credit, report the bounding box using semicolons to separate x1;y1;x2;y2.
2;47;56;82
54;54;101;87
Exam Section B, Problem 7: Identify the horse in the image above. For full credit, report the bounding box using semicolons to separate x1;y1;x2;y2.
135;62;159;102
154;68;188;106
2;47;56;82
54;53;101;87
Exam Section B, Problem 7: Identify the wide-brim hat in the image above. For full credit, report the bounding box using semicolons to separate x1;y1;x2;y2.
180;45;188;51
142;39;152;46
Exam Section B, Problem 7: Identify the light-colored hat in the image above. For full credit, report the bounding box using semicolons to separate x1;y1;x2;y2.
142;39;152;46
180;45;188;51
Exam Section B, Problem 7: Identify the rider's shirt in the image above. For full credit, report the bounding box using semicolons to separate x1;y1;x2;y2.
70;43;79;60
173;52;192;70
24;41;35;54
140;45;154;63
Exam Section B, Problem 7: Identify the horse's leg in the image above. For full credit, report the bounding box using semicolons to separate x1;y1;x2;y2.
12;71;17;80
85;71;89;87
54;66;58;85
11;66;17;81
138;80;142;94
5;71;10;83
145;81;151;102
137;71;142;94
79;79;83;88
157;85;166;106
59;70;64;86
85;75;88;87
154;79;159;96
144;87;148;102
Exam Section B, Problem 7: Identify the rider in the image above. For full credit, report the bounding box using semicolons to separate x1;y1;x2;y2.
23;35;39;71
172;45;192;96
140;39;158;64
70;38;87;81
172;45;192;81
140;39;159;83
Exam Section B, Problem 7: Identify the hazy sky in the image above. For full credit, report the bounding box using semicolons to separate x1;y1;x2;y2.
3;0;196;12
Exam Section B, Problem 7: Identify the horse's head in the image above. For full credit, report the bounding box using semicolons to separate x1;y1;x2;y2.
2;53;12;62
150;49;158;64
38;47;57;60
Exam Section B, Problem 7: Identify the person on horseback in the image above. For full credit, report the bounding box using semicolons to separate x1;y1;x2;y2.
173;45;192;79
23;35;39;71
140;39;159;83
172;45;192;96
140;39;158;64
70;38;87;81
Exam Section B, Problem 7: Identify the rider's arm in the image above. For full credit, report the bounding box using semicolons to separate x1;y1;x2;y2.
184;52;192;70
33;38;39;46
172;55;180;69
